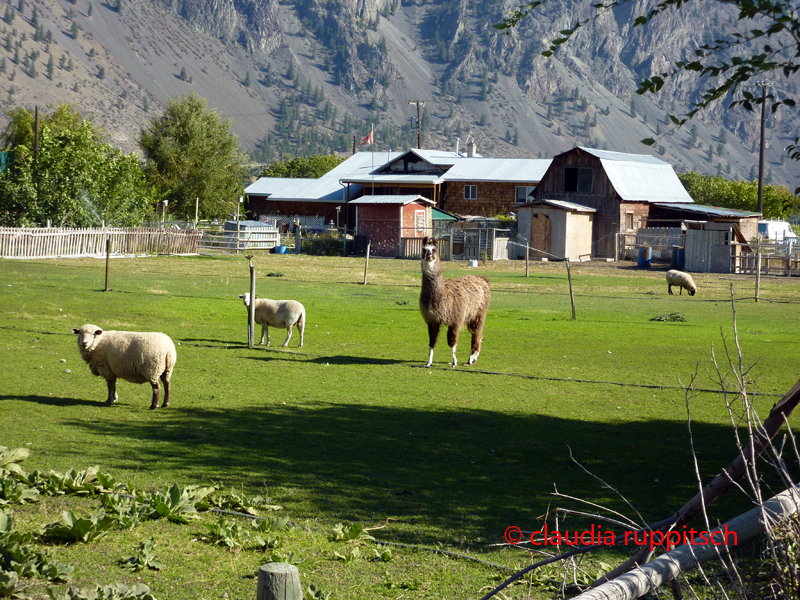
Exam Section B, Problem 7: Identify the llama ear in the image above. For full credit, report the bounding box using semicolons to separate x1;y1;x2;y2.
422;236;430;245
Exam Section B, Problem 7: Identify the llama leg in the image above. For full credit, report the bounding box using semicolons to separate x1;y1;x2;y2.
282;326;293;347
447;326;460;368
467;316;486;366
425;323;440;367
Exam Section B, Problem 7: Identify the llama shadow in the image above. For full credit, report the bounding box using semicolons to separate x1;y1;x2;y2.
243;354;411;366
0;394;98;407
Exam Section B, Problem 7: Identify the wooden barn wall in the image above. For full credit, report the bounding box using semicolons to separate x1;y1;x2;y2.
533;152;619;257
357;204;403;256
620;202;651;233
441;181;536;217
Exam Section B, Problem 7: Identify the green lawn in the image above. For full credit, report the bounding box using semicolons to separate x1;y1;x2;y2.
1;254;798;599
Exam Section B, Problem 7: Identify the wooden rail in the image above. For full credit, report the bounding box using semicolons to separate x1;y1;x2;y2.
0;227;202;259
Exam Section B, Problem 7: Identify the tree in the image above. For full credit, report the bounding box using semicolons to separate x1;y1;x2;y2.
259;155;346;179
494;0;800;150
138;92;246;221
0;105;155;226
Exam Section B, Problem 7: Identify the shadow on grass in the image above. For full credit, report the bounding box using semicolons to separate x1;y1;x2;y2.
1;394;99;407
56;401;772;544
243;354;414;366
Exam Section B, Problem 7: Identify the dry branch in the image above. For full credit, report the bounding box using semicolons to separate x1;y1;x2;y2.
573;486;800;600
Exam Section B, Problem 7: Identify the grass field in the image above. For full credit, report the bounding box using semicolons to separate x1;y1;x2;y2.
1;253;799;599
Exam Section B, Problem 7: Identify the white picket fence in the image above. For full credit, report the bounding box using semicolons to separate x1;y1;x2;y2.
0;227;203;259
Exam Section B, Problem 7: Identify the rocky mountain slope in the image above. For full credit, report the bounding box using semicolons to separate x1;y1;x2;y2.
1;0;798;190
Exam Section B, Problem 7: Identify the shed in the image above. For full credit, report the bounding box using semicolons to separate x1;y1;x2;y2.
515;199;595;261
350;195;434;257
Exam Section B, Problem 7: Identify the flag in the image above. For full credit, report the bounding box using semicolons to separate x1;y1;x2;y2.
360;127;373;146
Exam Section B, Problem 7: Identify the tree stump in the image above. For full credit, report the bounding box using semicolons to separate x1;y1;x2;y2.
256;562;302;600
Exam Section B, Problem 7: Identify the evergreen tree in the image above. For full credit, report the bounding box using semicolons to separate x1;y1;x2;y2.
243;70;251;87
97;65;104;79
69;21;78;39
46;53;53;79
87;3;92;17
630;98;637;118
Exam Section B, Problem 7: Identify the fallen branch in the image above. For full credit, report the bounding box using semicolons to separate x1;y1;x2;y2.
574;486;800;600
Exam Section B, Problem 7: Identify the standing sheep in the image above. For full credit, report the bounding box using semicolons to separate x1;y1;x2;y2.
666;270;697;296
419;236;491;368
238;293;306;348
72;325;177;409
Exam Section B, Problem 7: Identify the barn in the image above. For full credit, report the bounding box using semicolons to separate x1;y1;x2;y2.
349;195;434;257
533;147;694;258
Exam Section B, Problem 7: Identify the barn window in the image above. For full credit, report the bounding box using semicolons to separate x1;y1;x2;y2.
464;185;477;200
564;167;593;193
626;212;634;231
515;186;536;204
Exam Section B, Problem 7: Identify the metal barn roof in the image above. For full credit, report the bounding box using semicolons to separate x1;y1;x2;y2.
570;147;694;203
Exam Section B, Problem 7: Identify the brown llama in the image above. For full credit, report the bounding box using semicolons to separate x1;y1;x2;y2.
419;236;491;367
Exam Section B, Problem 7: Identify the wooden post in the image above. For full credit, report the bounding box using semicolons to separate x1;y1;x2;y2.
755;239;762;303
295;222;301;254
248;256;256;349
342;225;347;256
256;562;302;600
363;241;371;285
525;241;529;278
104;237;110;292
566;258;576;320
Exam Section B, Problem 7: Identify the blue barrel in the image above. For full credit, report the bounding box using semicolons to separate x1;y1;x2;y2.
638;246;652;268
274;245;288;254
675;247;685;270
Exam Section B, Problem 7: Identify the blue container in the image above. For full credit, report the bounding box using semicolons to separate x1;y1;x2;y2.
274;245;288;254
671;246;685;270
637;245;652;268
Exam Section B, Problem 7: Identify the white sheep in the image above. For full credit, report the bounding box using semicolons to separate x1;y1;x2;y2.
666;270;697;296
238;293;305;348
72;324;177;409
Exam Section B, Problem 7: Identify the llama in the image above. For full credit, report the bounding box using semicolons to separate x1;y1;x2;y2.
419;236;491;367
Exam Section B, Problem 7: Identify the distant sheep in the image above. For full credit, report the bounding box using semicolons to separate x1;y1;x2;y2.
72;324;177;409
666;270;697;296
239;293;305;348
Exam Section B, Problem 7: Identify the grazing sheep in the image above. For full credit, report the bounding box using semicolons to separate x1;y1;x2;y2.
72;324;177;409
238;293;305;348
666;270;697;296
419;236;491;368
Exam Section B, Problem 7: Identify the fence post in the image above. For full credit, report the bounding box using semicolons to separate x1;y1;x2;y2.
248;255;256;348
256;563;302;600
363;242;371;285
295;222;301;254
755;240;762;303
104;237;111;292
566;258;576;320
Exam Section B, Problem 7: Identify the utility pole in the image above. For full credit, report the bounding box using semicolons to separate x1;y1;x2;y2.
409;100;425;149
756;81;771;215
33;106;39;160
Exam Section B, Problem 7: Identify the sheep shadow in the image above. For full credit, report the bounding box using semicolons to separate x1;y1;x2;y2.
0;394;99;407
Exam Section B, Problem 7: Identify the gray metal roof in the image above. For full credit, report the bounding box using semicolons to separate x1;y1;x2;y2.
567;147;694;203
349;195;434;205
519;199;596;212
244;177;358;201
443;158;551;182
577;146;669;165
342;174;444;185
654;203;761;218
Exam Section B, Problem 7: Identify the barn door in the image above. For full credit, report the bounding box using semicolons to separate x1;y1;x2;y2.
530;214;551;259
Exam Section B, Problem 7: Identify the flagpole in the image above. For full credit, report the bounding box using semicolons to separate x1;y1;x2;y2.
371;123;374;197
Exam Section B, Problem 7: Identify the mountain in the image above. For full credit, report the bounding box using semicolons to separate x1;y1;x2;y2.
1;0;798;190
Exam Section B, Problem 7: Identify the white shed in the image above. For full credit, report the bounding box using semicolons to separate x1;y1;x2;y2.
515;199;595;261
